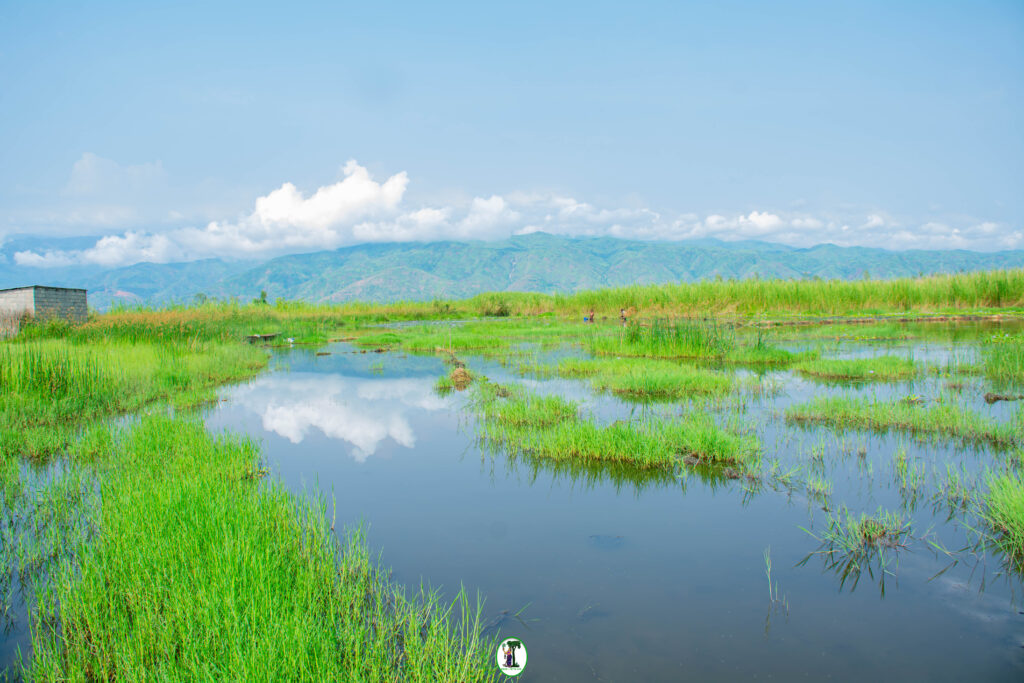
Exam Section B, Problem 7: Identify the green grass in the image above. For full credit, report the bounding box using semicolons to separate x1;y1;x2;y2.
542;357;736;399
28;417;495;682
0;339;266;458
551;269;1024;317
793;355;918;381
588;320;813;365
802;506;912;591
982;334;1024;384
472;380;759;470
981;469;1024;570
1;307;498;679
475;383;578;427
786;396;1023;446
354;318;584;354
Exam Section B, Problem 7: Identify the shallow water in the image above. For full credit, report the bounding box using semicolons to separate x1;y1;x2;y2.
197;337;1024;681
1;323;1021;680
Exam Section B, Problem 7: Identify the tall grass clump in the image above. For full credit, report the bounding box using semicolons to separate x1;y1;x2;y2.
802;506;912;591
591;319;735;358
29;417;495;682
980;469;1024;571
982;334;1024;384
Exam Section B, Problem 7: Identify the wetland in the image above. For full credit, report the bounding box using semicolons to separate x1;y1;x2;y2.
1;273;1024;681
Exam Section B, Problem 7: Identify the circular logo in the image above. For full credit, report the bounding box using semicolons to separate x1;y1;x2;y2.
496;637;527;676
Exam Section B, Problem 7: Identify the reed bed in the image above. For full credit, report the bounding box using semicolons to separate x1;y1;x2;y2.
556;269;1024;317
588;320;812;365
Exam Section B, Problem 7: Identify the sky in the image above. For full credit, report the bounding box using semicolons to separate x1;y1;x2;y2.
1;0;1022;268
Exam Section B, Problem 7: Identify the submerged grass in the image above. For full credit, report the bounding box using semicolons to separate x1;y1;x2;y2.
801;506;912;592
28;417;495;682
786;396;1023;447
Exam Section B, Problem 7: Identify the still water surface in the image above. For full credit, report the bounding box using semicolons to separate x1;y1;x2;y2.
203;342;1024;681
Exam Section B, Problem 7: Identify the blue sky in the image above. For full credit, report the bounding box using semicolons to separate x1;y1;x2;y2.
1;0;1021;266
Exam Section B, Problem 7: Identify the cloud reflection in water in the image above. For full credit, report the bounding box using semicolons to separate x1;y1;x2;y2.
232;374;446;462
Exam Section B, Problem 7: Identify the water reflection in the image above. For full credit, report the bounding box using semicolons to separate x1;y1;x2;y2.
202;344;1024;681
231;373;446;461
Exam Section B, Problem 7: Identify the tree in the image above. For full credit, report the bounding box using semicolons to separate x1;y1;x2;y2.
506;640;522;667
253;290;268;305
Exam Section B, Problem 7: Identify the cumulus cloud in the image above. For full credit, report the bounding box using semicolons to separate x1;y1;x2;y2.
11;157;1023;268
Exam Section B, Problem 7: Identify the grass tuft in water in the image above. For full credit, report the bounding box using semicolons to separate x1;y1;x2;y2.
793;355;918;382
980;469;1024;571
786;395;1022;447
471;380;759;470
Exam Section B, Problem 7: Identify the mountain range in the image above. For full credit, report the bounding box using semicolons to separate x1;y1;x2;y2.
2;232;1023;310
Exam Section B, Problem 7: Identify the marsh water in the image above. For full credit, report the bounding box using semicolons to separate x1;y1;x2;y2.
2;321;1023;680
202;322;1024;681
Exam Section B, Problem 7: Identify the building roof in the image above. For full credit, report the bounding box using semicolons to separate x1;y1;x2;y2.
0;285;88;294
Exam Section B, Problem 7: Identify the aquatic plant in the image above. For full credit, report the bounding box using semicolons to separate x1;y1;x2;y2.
801;507;912;592
786;396;1022;447
472;381;759;470
982;334;1024;384
793;355;918;382
980;469;1024;571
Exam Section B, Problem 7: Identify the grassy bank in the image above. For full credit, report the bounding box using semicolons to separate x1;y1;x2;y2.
0;337;266;458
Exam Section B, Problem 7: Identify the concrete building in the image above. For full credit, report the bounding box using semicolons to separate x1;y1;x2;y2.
0;285;88;324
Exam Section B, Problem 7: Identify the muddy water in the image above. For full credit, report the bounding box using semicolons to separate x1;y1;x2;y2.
201;336;1024;682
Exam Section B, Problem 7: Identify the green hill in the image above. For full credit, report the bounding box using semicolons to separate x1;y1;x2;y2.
5;233;1024;309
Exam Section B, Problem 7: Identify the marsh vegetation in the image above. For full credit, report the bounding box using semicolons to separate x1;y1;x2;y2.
2;273;1024;680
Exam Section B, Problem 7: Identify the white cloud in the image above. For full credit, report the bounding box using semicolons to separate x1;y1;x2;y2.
10;157;1023;267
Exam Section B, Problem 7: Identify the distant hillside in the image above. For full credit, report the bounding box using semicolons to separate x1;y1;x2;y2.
3;232;1024;309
